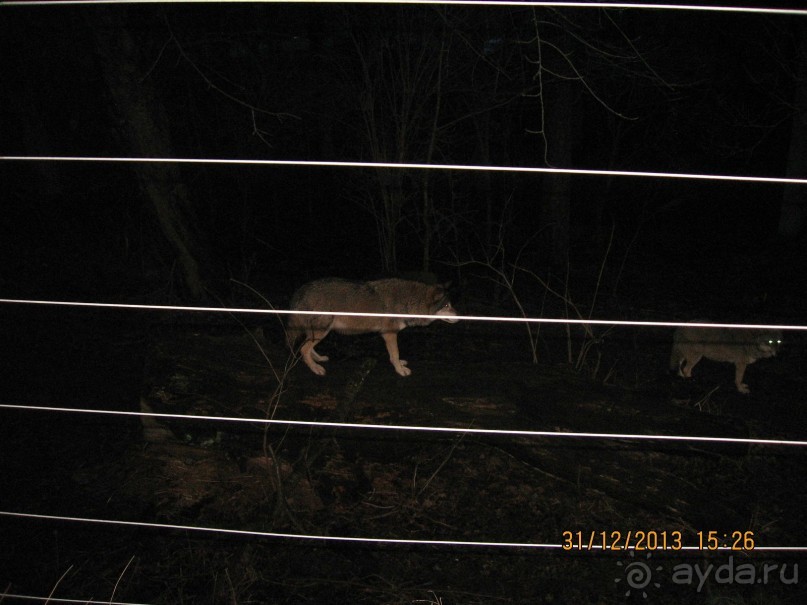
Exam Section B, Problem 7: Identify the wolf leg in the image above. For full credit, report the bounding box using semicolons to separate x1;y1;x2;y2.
734;362;750;394
310;349;329;362
669;345;684;373
381;332;411;377
299;329;330;376
680;354;702;378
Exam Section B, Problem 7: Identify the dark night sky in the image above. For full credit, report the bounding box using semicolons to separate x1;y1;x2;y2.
0;2;805;307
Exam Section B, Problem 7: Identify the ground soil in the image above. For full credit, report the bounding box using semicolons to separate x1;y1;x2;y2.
2;296;805;604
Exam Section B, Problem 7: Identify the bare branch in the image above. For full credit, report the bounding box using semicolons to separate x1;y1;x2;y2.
163;17;300;122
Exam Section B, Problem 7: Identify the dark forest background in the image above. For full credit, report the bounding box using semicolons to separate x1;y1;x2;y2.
2;3;806;308
3;4;807;604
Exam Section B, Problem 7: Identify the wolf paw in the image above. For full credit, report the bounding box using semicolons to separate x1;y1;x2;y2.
394;361;412;377
307;362;327;376
737;383;750;394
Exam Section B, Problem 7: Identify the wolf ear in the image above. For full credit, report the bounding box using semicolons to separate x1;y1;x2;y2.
431;285;451;305
441;281;452;290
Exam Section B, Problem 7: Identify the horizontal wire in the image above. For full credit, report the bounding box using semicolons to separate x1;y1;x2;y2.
2;510;805;552
3;155;807;185
2;0;807;17
3;403;806;447
0;594;152;605
2;0;804;586
3;299;804;448
1;297;805;331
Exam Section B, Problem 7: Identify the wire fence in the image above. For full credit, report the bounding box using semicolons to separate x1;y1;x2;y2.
2;1;807;603
2;297;807;331
3;0;807;17
2;402;807;447
1;298;805;553
4;155;807;185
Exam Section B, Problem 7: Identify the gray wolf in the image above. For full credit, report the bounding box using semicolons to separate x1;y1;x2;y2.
287;278;459;376
670;325;782;394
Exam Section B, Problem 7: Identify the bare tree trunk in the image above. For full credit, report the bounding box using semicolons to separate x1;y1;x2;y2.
541;77;575;269
90;8;208;299
477;116;494;251
343;7;450;275
779;25;807;240
528;9;578;271
419;36;447;272
377;169;404;274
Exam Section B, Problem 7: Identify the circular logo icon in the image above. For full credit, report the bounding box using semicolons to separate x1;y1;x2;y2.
615;553;662;598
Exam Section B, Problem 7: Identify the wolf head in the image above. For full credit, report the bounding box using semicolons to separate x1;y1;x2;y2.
755;330;782;358
430;284;459;323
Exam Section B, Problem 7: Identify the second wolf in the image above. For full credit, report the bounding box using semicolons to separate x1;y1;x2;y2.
670;324;782;394
287;278;459;377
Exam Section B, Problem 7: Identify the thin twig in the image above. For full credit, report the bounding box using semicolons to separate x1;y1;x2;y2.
108;555;135;605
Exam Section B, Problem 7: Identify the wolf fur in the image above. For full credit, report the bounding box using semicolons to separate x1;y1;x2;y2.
670;325;782;394
287;278;459;376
